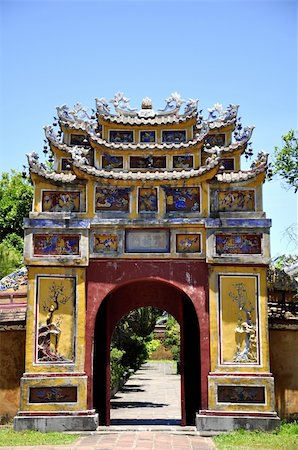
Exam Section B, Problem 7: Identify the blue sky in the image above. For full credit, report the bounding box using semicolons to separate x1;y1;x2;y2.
0;0;297;257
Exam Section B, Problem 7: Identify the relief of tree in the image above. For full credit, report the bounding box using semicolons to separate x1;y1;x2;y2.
38;281;73;362
228;283;257;363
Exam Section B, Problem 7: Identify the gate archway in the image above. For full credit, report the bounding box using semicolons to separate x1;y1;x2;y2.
92;279;201;426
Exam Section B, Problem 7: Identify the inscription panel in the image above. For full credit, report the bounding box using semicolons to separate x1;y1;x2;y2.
125;229;170;253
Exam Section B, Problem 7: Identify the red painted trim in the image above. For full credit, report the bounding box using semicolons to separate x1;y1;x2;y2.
22;373;87;378
199;410;278;417
17;411;96;417
208;373;273;378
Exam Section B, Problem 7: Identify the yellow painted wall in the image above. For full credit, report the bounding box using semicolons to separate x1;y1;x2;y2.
0;330;25;418
270;329;298;419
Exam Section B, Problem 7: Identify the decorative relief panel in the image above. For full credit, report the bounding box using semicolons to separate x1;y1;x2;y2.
130;155;166;169
61;158;73;171
70;134;87;146
33;234;80;256
109;130;133;143
220;158;234;171
162;130;186;143
125;229;170;253
29;386;77;403
218;190;255;212
215;234;262;255
219;275;259;365
93;233;118;253
95;187;130;212
140;131;156;143
102;154;123;169
173;155;193;169
165;187;200;213
176;234;201;253
138;188;158;213
217;385;265;404
42;191;81;212
205;133;225;147
36;276;76;363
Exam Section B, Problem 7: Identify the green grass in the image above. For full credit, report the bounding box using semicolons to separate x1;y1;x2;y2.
213;422;298;450
0;426;79;447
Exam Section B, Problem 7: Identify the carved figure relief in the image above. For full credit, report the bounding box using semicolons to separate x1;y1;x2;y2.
42;191;80;212
109;130;133;143
95;187;130;212
162;130;186;143
37;277;75;363
130;155;166;169
140;131;156;143
216;234;262;255
61;158;73;171
138;188;158;213
173;155;193;169
102;154;123;169
218;190;255;212
93;234;118;253
33;234;80;256
205;134;225;147
176;234;201;253
70;134;88;146
165;187;200;213
220;276;258;365
220;158;234;171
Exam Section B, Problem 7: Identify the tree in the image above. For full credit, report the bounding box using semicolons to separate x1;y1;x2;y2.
0;171;33;241
0;171;33;278
269;130;298;192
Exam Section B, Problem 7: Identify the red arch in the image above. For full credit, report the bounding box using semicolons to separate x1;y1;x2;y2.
85;259;210;420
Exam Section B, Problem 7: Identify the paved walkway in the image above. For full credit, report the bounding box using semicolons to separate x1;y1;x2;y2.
1;362;217;449
111;361;181;425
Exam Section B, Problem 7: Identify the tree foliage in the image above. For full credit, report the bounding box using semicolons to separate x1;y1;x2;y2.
270;130;298;192
110;307;162;389
0;171;33;278
0;171;33;241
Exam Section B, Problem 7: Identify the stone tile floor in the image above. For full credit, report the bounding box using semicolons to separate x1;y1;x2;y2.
1;362;217;449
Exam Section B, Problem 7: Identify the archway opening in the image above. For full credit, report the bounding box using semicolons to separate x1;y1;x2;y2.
110;307;181;426
93;279;201;426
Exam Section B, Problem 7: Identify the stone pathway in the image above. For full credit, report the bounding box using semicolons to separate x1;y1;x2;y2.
1;362;217;449
110;361;181;425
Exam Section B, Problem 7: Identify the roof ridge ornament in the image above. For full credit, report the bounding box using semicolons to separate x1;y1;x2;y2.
111;92;138;117
157;92;184;116
207;103;239;122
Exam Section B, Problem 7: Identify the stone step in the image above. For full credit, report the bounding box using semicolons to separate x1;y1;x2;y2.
96;425;199;434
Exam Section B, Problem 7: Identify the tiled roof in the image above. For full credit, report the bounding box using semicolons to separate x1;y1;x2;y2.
27;152;77;183
71;154;221;181
89;133;206;150
215;152;268;183
0;267;28;292
98;110;198;126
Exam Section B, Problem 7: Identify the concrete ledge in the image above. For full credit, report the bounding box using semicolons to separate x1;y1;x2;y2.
14;414;98;432
196;414;280;432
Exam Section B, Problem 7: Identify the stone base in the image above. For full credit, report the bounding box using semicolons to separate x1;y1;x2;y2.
196;413;280;433
14;413;98;432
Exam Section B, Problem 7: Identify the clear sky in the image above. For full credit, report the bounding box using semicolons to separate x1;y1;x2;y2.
0;0;297;258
